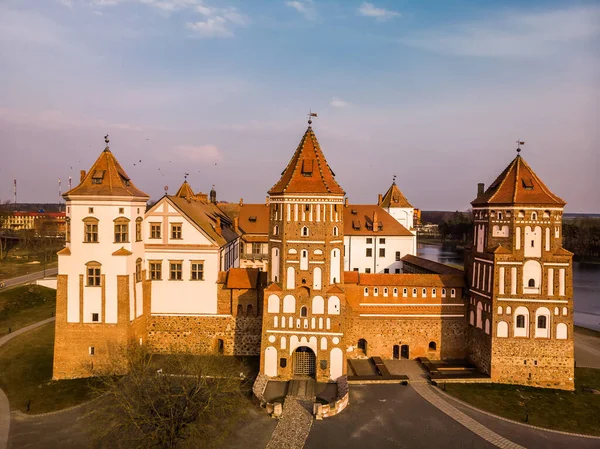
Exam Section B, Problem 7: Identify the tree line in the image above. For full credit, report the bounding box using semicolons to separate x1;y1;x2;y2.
562;219;600;262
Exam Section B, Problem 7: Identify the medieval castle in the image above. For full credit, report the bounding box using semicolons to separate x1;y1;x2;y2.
52;123;575;403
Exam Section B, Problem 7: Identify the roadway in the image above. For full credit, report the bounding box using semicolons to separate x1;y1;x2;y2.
0;267;58;289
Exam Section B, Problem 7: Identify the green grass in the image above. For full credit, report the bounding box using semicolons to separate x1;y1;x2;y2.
444;368;600;435
0;256;58;281
0;285;56;336
0;322;105;414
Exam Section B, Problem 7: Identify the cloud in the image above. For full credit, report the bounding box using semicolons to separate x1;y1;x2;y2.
402;6;600;57
186;17;232;37
330;97;350;108
285;0;316;20
173;144;222;163
357;2;400;21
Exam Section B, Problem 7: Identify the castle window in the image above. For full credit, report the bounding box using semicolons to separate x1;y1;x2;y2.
298;305;307;318
395;268;400;274
412;288;417;297
86;261;101;287
428;341;437;351
498;212;503;220
518;210;525;218
118;207;124;214
135;258;142;282
374;287;379;296
402;288;407;297
531;212;538;220
379;238;386;244
190;261;204;280
365;268;371;273
280;358;287;368
432;288;436;297
366;238;372;244
150;223;161;239
393;288;398;297
247;304;253;316
379;248;386;257
92;313;99;322
333;226;339;236
169;261;183;280
114;222;128;243
422;288;427;297
450;288;456;298
516;315;526;328
395;251;401;261
528;278;535;288
274;225;280;236
149;261;162;280
171;223;182;240
301;226;309;237
537;315;547;329
441;288;446;297
383;288;388;297
89;346;95;356
136;217;143;241
384;269;389;273
83;218;99;243
543;210;550;219
366;248;372;257
217;339;224;354
88;207;94;214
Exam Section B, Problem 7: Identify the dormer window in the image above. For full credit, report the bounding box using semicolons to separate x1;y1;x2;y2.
522;178;534;190
91;170;105;184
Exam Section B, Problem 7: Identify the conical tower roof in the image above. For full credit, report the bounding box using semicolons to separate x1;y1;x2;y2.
64;143;148;199
472;154;565;207
175;180;195;199
380;182;413;208
269;126;344;196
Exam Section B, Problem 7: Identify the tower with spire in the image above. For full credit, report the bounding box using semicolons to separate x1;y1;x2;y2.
53;136;150;379
259;120;347;382
378;178;415;231
465;146;574;390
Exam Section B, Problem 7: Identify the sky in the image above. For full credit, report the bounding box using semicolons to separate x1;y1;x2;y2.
0;0;598;212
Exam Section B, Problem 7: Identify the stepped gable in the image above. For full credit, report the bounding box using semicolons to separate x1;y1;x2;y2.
64;145;148;199
175;180;196;199
344;205;413;236
472;154;565;206
269;126;345;195
379;182;413;208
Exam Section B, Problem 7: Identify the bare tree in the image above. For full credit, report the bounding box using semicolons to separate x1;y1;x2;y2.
90;343;250;449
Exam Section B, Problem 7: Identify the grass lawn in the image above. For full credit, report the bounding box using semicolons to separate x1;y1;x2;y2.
575;325;600;338
0;259;58;281
0;285;56;336
444;367;600;435
0;322;105;414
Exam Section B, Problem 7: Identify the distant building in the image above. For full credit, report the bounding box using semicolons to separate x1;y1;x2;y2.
1;211;66;235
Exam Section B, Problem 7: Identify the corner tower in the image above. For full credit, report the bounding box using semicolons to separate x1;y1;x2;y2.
53;137;150;379
465;149;574;390
260;123;347;382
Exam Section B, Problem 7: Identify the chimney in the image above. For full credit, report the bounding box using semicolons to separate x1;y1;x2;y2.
477;183;485;196
239;198;243;207
373;211;378;232
344;198;349;207
215;216;222;236
378;193;382;205
80;170;86;182
233;216;239;233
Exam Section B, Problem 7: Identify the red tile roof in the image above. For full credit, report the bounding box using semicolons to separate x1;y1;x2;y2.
472;155;565;207
344;271;465;287
64;146;148;199
237;204;270;235
269;126;345;196
226;268;261;289
401;255;464;275
344;205;413;236
379;182;413;208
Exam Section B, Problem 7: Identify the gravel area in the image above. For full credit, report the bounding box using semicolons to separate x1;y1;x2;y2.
266;397;314;449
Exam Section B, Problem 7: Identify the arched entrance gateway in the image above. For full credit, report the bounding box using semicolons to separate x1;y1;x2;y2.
293;346;316;377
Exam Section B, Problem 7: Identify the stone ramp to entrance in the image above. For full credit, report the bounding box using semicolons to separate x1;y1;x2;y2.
287;378;316;399
265;396;314;449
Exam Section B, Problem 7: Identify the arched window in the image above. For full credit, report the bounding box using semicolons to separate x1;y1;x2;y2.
528;278;535;287
497;321;508;337
537;315;547;329
523;260;542;292
363;287;369;297
283;295;295;313
114;217;130;243
484;318;490;334
554;307;559;315
412;288;417;297
374;287;379;296
333;226;339;236
476;302;483;328
441;288;446;297
300;306;307;317
83;217;99;243
531;211;538;220
469;311;474;325
383;288;389;297
556;323;567;339
312;296;324;314
85;261;101;286
451;288;456;297
514;306;529;337
286;266;295;289
497;306;503;315
273;225;279;235
403;288;407;297
498;212;503;220
506;306;512;314
535;307;551;338
328;296;340;315
393;288;398;297
135;217;143;241
135;258;142;283
516;315;526;328
237;304;244;316
267;295;280;314
302;226;309;237
422;288;427;297
562;307;568;316
300;250;309;271
432;288;437;297
428;341;437;351
247;304;253;316
358;338;367;355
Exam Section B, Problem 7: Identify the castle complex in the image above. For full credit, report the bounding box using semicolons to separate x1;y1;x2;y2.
53;124;575;395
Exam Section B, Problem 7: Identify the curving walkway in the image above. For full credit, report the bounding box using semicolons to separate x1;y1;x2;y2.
0;317;55;449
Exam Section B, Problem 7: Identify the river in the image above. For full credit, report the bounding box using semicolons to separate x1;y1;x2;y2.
417;242;600;331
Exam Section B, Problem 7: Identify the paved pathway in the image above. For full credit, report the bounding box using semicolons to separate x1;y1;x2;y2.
0;268;58;290
0;317;55;449
266;391;314;449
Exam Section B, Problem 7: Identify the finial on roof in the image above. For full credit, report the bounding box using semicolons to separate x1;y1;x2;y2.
104;133;110;151
184;172;189;180
516;140;525;154
393;174;397;184
307;109;318;126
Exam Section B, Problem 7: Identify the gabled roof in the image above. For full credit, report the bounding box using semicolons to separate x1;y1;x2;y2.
237;204;270;235
226;268;261;289
269;126;344;196
64;146;148;199
472;155;565;207
175;181;196;199
344;205;414;237
401;255;464;275
379;182;413;208
150;196;238;247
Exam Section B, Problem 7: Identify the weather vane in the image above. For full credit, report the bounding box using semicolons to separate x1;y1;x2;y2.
104;134;109;145
516;140;525;153
184;173;189;180
393;174;397;184
307;109;318;125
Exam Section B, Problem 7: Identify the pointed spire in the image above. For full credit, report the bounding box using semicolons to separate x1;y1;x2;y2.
269;126;344;195
472;154;565;206
175;180;195;199
380;181;413;208
64;138;148;199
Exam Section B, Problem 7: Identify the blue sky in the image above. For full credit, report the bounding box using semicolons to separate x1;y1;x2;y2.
1;0;598;212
